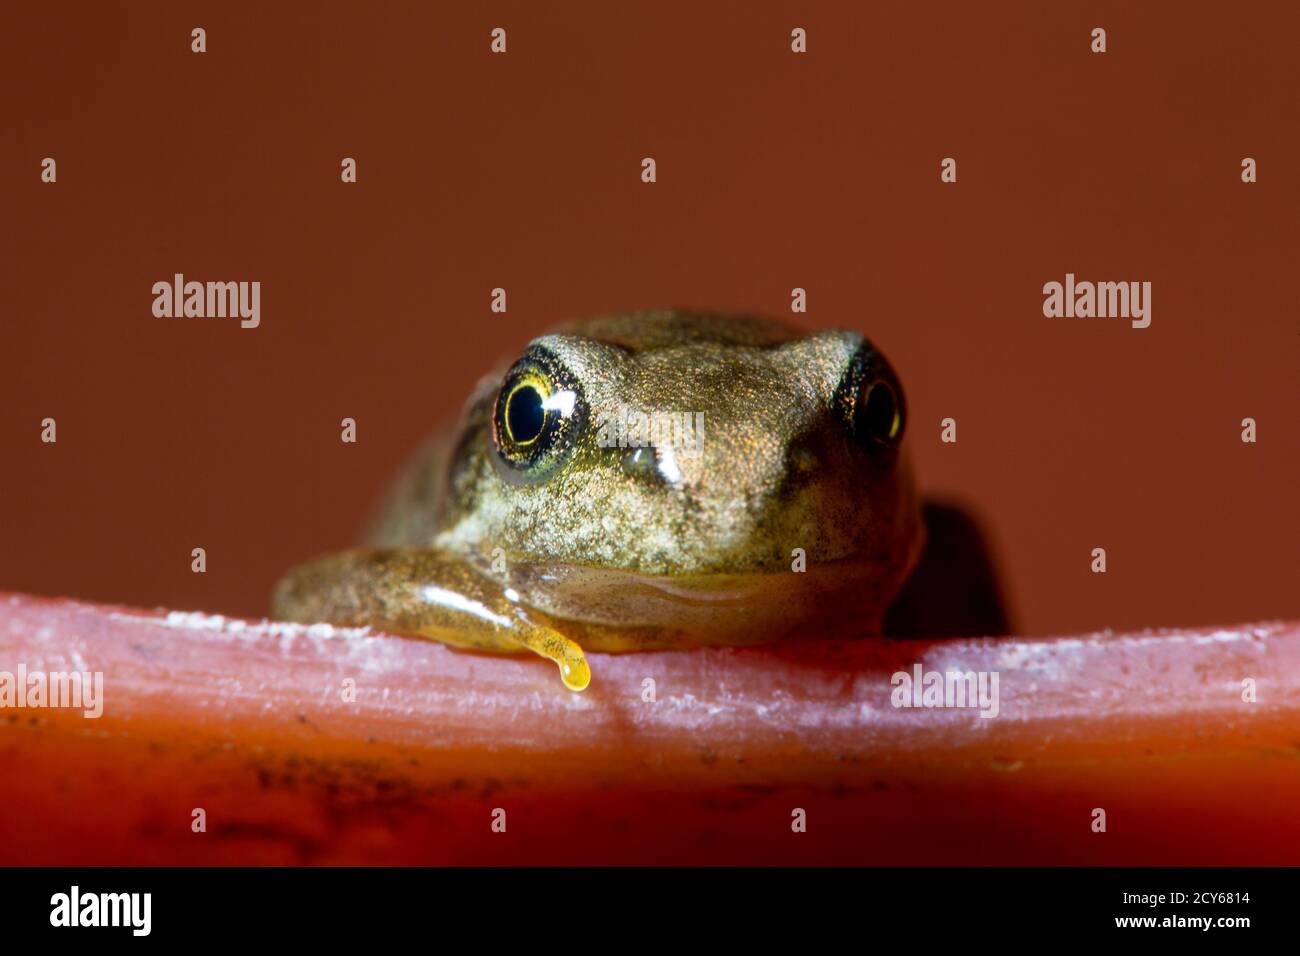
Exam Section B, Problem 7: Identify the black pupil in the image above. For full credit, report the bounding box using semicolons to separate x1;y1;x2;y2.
507;385;546;444
861;381;897;442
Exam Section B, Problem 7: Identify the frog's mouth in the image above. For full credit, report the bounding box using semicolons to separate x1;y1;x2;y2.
490;553;916;652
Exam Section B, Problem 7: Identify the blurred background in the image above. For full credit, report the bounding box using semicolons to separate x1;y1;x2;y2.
2;1;1297;636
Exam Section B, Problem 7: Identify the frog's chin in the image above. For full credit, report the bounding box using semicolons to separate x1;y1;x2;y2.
488;556;913;652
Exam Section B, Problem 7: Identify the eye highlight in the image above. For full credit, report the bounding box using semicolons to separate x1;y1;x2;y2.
491;348;585;480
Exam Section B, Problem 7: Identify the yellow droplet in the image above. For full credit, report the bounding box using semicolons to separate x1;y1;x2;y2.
510;619;591;692
559;654;591;693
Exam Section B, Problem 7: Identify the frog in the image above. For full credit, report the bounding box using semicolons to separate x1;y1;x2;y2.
273;309;926;691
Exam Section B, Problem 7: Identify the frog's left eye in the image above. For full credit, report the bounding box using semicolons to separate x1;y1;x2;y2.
857;378;903;446
836;341;906;451
491;349;585;480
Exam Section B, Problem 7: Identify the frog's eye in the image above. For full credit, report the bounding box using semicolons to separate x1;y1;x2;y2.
491;349;585;480
856;378;903;446
503;377;547;446
836;341;906;451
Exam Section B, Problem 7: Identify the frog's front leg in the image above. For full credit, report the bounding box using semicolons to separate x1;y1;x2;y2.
272;549;591;691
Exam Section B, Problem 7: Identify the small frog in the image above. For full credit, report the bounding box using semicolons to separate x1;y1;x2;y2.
273;310;925;690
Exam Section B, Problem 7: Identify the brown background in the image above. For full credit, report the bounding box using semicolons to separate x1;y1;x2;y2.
2;1;1296;636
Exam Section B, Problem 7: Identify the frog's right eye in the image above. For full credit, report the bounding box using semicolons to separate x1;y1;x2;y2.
834;339;906;453
491;349;585;481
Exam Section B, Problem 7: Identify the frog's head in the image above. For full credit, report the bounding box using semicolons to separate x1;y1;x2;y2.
437;310;923;639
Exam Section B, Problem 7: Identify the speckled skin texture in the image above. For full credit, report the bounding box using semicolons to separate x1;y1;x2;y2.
274;311;923;684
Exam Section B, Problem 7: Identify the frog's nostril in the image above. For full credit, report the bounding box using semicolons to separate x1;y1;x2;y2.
789;446;819;474
619;446;659;478
618;444;686;487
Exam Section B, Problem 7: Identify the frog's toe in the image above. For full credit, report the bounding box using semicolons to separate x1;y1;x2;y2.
507;616;591;691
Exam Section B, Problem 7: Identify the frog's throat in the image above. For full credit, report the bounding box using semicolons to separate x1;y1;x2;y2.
475;554;917;643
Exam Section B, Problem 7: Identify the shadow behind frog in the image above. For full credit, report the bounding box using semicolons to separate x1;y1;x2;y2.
883;500;1011;639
